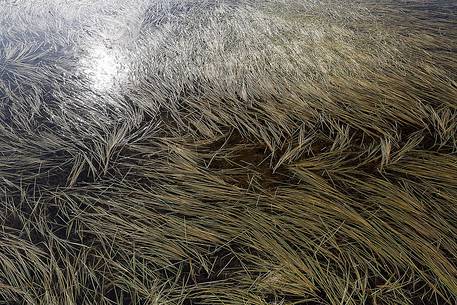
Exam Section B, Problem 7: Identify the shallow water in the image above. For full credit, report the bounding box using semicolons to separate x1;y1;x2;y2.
0;0;453;139
0;1;146;100
1;0;454;96
0;2;456;305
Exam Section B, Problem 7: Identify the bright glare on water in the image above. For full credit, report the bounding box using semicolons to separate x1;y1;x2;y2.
80;43;129;91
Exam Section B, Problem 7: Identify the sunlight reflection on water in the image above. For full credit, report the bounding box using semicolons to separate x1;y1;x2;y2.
79;42;130;92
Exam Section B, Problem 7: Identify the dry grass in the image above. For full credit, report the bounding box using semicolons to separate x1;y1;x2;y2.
0;0;456;304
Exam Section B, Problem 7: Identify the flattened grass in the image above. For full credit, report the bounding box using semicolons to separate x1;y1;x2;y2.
0;0;456;304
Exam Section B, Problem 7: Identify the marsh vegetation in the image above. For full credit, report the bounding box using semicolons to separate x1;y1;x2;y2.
0;0;456;304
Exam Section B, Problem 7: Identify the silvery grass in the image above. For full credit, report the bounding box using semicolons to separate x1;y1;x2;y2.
0;0;456;304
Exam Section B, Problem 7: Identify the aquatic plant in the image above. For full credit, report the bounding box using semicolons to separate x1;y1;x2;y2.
0;0;456;304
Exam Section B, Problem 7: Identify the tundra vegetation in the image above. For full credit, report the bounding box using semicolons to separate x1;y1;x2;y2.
0;0;456;304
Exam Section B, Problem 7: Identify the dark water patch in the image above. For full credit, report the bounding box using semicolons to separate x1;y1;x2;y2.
104;287;137;305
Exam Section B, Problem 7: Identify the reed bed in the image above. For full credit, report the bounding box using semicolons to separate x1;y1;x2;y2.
0;0;456;304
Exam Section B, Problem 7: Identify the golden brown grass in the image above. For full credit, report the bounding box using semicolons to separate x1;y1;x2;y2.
0;0;456;304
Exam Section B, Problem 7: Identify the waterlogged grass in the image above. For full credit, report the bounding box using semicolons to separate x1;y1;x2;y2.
0;0;456;304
